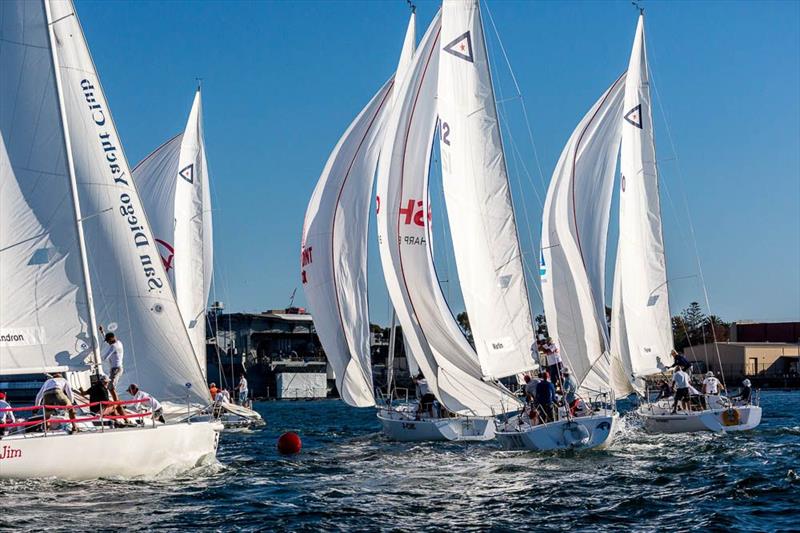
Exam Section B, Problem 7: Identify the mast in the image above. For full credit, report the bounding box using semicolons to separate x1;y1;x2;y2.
43;0;101;369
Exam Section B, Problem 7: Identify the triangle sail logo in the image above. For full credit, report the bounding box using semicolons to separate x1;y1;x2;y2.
443;31;474;63
624;104;643;129
179;163;194;184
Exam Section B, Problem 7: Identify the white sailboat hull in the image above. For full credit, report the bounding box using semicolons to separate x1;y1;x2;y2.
376;406;495;442
495;410;619;451
0;421;221;480
640;404;762;434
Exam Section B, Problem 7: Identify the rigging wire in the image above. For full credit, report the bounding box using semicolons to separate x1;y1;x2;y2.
646;25;728;389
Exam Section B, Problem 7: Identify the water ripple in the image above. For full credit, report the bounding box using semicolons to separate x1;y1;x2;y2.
0;392;798;531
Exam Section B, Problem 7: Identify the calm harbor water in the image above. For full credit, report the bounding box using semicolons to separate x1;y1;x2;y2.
1;391;798;532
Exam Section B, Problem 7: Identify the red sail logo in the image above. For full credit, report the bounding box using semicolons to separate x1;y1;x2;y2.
155;239;175;272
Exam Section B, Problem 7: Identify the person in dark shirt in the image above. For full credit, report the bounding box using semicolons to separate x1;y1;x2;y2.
669;350;692;372
655;379;673;401
78;375;112;416
735;379;753;405
535;372;557;423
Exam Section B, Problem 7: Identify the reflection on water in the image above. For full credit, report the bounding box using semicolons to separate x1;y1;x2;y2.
1;392;798;531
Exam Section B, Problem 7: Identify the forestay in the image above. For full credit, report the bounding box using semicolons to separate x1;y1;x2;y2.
437;0;536;380
134;89;213;378
610;15;673;390
377;11;518;416
48;0;208;405
541;74;628;395
300;14;418;408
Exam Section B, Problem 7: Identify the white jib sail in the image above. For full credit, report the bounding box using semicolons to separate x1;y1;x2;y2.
49;0;208;405
437;0;536;380
300;14;417;408
0;0;95;375
610;14;673;389
134;89;213;379
540;74;627;395
377;11;519;416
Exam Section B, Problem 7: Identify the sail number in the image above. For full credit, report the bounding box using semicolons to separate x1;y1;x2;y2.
441;121;451;146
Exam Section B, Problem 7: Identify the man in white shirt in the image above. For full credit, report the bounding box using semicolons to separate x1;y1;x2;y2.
35;372;79;432
99;327;125;416
545;338;563;384
237;375;249;405
671;368;691;414
126;383;165;423
702;371;724;409
215;389;230;404
0;392;15;435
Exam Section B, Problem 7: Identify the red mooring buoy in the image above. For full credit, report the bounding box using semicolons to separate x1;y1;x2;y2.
277;432;302;455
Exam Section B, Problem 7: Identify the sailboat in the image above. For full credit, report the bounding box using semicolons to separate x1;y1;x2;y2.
0;0;220;479
610;14;761;433
499;70;627;451
133;88;263;428
375;0;535;442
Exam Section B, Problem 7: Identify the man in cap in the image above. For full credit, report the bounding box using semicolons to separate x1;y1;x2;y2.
77;374;114;416
99;326;124;416
735;379;753;405
562;368;578;416
126;383;165;424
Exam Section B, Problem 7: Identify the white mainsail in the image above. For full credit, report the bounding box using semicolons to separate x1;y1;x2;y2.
300;14;418;408
0;1;97;376
437;0;536;380
47;0;208;405
540;75;628;395
376;11;518;416
610;14;673;388
134;89;213;378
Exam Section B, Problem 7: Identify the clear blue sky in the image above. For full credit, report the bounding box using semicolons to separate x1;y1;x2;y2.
77;0;799;325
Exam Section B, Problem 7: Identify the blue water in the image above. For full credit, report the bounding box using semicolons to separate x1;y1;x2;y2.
2;392;798;531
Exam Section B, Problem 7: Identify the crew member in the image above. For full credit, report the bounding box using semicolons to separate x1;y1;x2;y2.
544;338;563;385
35;372;79;432
0;392;15;436
655;379;673;401
535;372;557;423
669;350;692;373
126;383;165;423
99;326;125;416
735;379;753;405
209;382;219;399
523;374;541;425
562;368;578;416
77;375;114;417
701;371;724;409
671;367;691;414
237;375;249;406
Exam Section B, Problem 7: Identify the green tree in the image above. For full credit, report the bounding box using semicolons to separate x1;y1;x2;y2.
682;301;707;346
702;315;730;342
